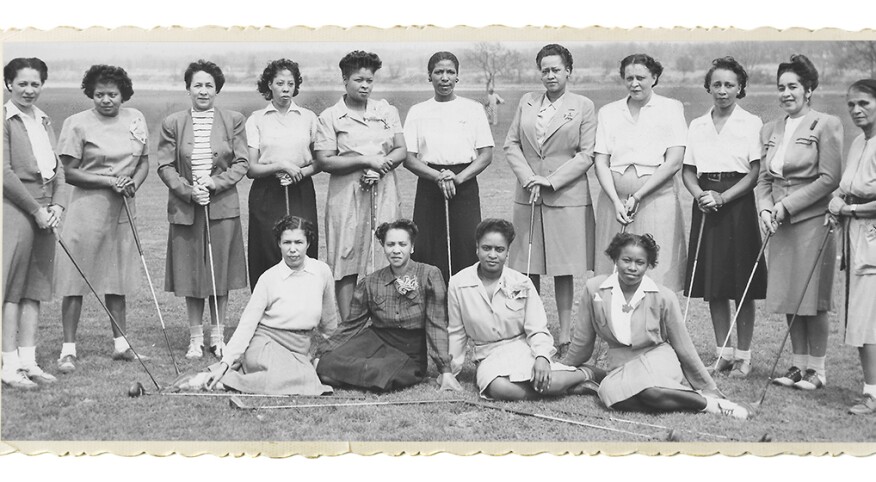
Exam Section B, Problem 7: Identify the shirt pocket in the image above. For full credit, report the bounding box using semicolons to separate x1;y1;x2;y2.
794;135;819;147
762;137;777;158
505;297;525;312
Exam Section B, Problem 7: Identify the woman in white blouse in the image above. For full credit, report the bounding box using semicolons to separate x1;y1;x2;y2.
447;218;604;400
593;53;688;291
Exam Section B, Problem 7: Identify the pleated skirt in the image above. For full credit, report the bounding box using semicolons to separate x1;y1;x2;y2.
247;176;319;290
765;215;835;316
844;217;876;346
3;197;56;302
508;203;595;277
598;343;688;408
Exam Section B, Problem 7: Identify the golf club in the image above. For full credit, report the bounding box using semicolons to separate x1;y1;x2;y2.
548;407;731;440
713;230;773;372
444;196;452;278
370;184;378;274
284;184;291;216
754;224;834;409
682;212;707;325
203;204;223;353
161;391;367;400
53;228;161;390
230;396;464;410
122;196;181;375
526;198;535;276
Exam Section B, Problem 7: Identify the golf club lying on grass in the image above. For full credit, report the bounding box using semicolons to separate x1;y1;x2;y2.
547;407;731;441
122;196;180;376
229;396;464;411
54;228;161;391
754;224;834;411
125;383;366;400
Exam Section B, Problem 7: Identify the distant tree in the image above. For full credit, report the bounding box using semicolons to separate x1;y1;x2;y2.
840;41;876;78
676;55;695;81
464;42;525;91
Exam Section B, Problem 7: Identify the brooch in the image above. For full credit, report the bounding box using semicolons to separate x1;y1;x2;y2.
395;275;419;297
130;116;148;144
563;111;576;121
503;282;529;300
621;303;634;313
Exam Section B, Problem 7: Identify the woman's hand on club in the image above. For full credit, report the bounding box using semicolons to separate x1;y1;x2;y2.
773;202;788;225
613;199;632;225
760;209;777;235
197;176;216;191
699;190;723;211
111;175;134;195
828;196;846;216
623;194;640;218
437;372;463;392
33;206;54;230
440;179;457;200
47;204;64;227
279;161;304;184
531;356;552;393
205;362;228;390
192;184;210;205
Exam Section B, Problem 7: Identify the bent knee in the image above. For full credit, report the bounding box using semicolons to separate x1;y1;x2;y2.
485;377;527;401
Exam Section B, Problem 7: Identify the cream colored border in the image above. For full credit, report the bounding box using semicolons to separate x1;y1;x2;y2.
1;25;875;457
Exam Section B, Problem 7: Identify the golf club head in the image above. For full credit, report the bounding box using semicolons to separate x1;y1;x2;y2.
229;396;253;410
759;433;773;443
665;429;681;442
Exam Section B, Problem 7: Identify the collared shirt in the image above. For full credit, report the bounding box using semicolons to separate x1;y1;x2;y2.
315;96;402;157
595;93;687;176
221;257;338;366
245;101;317;167
535;93;564;146
447;264;555;375
5;100;56;180
768;115;806;178
683;105;763;174
325;261;451;372
840;134;876;198
600;273;659;346
191;108;215;181
403;96;494;166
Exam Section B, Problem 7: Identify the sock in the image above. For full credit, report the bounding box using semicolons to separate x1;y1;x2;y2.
2;351;21;374
735;349;751;362
792;354;807;370
60;342;77;359
113;336;130;353
18;346;36;367
716;346;733;360
189;325;204;345
808;355;826;380
701;395;719;413
863;384;876;397
211;324;225;345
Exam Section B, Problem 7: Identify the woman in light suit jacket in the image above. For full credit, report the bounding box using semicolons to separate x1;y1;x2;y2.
755;54;842;391
504;44;597;357
157;60;249;360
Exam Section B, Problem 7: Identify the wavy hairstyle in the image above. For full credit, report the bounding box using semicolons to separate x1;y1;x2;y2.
257;58;303;99
619;53;664;87
605;232;660;268
339;50;382;78
704;56;749;99
4;57;48;88
184;59;226;93
81;64;134;101
272;215;317;247
376;219;418;245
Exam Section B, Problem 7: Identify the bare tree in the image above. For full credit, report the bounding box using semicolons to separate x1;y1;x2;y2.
840;41;876;78
464;42;525;91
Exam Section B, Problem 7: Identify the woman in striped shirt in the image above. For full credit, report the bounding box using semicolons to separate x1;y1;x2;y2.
157;60;249;360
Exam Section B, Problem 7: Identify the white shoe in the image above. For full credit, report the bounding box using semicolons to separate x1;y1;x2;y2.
185;342;203;360
2;369;39;390
705;397;751;420
21;364;57;383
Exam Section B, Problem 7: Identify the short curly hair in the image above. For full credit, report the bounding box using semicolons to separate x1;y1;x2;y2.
272;215;317;247
81;64;134;102
604;233;659;268
536;44;573;71
475;218;516;246
339;50;382;79
184;59;225;93
619;53;664;88
777;54;819;93
4;57;48;89
257;58;303;100
704;56;749;100
375;219;418;245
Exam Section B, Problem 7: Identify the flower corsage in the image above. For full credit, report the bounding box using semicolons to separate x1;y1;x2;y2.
130;116;148;144
502;282;529;301
395;275;420;299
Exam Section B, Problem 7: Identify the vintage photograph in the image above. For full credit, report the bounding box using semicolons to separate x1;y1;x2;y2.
2;26;876;456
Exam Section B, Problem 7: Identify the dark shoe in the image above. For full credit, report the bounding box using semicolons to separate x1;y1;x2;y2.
772;366;802;387
208;341;225;359
849;394;876;415
112;348;136;362
707;357;734;375
728;359;751;379
793;369;825;390
57;355;77;374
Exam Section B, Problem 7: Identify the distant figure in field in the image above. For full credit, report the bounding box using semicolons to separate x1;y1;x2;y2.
485;88;505;126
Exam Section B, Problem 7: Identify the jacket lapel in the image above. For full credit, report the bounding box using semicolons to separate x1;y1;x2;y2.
541;102;576;147
521;94;540;154
594;286;623;346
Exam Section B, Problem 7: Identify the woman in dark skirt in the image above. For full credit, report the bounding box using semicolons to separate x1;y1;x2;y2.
245;59;320;289
316;219;462;392
157;60;249;360
681;57;767;378
403;51;493;283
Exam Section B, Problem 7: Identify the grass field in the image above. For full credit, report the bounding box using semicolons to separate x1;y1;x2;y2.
2;83;874;445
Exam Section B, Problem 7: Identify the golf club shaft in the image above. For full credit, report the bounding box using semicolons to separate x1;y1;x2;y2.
444;196;452;277
549;407;730;440
526;199;535;276
757;225;833;407
122;197;181;375
53;229;161;390
161;391;366;400
284;184;290;216
370;185;377;274
682;212;707;325
234;397;463;410
203;205;222;332
714;230;772;372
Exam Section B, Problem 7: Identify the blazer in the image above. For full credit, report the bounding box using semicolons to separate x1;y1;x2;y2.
562;275;716;392
3;106;68;214
755;109;843;224
157;108;249;225
503;91;597;207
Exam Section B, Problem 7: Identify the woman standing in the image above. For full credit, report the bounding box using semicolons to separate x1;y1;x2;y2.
315;50;406;320
828;79;876;414
404;51;494;284
504;44;598;356
681;57;767;378
593;53;688;291
157;60;249;360
54;64;149;371
756;54;842;391
448;219;604;400
562;233;750;419
3;58;67;388
245;59;320;289
316;219;460;392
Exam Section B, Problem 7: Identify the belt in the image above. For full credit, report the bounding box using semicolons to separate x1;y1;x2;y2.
702;171;745;182
844;194;876;204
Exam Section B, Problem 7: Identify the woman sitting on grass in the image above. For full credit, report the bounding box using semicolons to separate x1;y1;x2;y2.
561;232;751;419
448;218;604;400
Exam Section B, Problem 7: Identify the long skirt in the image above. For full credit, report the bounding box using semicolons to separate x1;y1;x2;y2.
411;163;481;284
316;326;426;392
598;343;688;408
684;175;767;301
595;166;687;291
54;188;139;296
766;215;835;316
509;201;595;277
247;176;319;290
475;337;575;397
219;325;332;395
844;217;876;347
165;207;247;298
3;197;56;302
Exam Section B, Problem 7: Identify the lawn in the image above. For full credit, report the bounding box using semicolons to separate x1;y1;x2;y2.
2;84;875;452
